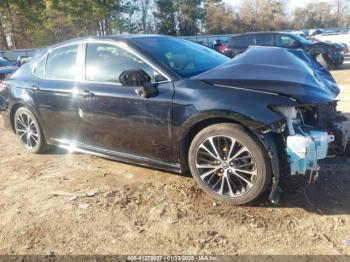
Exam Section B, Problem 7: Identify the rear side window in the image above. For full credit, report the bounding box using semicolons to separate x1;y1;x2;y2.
255;34;273;46
230;36;254;47
33;55;47;78
46;44;78;80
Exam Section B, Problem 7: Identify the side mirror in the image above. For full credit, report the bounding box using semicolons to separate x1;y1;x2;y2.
119;69;158;98
119;69;151;87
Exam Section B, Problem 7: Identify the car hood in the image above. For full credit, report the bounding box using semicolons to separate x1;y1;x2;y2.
192;46;339;104
309;41;336;48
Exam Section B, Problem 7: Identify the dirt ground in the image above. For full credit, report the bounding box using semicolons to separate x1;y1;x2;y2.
1;55;350;256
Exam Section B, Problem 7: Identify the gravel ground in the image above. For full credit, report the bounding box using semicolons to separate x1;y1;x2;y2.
0;54;350;255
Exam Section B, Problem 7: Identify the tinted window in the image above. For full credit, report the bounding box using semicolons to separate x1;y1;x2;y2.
33;55;47;78
85;43;156;83
275;35;296;47
231;36;255;47
132;37;230;78
292;34;310;45
46;44;78;80
255;34;273;46
0;57;12;67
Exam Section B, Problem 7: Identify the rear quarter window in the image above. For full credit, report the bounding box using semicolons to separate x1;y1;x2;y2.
33;55;47;78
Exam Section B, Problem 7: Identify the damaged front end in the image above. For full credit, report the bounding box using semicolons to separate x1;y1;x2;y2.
194;46;349;203
266;101;348;203
275;106;334;176
275;101;349;174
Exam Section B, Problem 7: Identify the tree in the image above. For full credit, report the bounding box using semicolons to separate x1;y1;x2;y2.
154;0;177;35
292;2;337;29
1;0;350;50
176;0;204;35
239;0;287;32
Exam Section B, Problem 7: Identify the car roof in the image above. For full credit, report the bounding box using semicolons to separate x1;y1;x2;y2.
49;34;174;49
231;31;294;38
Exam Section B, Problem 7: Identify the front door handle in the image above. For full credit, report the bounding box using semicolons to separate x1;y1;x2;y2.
30;85;40;92
80;89;95;97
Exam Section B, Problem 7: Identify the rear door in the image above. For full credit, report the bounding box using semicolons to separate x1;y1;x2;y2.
31;43;82;144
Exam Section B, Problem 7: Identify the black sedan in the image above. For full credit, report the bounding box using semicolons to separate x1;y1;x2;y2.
0;36;348;205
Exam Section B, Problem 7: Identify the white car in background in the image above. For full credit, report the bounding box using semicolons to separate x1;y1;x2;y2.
314;31;350;47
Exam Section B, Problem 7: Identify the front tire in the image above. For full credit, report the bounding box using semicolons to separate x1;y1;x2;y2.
14;107;48;154
188;123;271;205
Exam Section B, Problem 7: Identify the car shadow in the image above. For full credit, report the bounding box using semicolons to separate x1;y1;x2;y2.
274;157;350;215
44;144;350;214
44;147;71;155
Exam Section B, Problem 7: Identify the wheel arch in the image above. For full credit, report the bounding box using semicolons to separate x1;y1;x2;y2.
9;100;44;134
179;115;271;173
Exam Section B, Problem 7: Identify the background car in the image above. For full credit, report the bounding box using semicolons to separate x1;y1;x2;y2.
0;57;18;110
16;55;32;67
227;32;344;69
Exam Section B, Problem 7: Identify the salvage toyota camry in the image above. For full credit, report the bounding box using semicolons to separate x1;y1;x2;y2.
0;35;348;205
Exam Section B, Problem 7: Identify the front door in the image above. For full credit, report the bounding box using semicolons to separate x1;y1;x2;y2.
78;42;174;162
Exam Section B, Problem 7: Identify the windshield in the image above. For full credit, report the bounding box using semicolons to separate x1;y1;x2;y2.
132;37;230;78
0;57;13;67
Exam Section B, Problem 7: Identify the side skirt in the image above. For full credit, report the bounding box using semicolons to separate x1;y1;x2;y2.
50;138;182;174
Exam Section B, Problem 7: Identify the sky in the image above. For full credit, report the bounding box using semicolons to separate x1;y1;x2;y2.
223;0;334;12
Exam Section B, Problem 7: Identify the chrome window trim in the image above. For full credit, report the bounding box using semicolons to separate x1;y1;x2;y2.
32;53;48;79
32;41;83;82
32;38;172;85
81;39;172;85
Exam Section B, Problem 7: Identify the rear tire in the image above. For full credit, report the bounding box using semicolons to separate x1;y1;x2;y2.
14;107;48;154
188;123;272;205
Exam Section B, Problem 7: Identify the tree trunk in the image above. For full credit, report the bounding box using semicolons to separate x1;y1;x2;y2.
0;19;9;50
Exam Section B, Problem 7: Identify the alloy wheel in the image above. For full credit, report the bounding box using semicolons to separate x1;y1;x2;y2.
15;111;40;149
195;135;257;197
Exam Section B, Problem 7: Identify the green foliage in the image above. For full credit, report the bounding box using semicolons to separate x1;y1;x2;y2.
154;0;204;36
154;0;177;35
0;0;349;50
0;0;137;49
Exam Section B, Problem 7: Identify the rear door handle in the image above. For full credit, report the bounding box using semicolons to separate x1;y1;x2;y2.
80;89;95;97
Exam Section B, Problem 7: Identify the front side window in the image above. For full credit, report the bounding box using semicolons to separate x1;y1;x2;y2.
46;44;78;80
85;43;156;84
275;35;296;47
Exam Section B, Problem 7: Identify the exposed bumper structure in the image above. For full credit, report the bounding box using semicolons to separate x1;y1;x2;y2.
275;105;340;178
287;131;334;176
